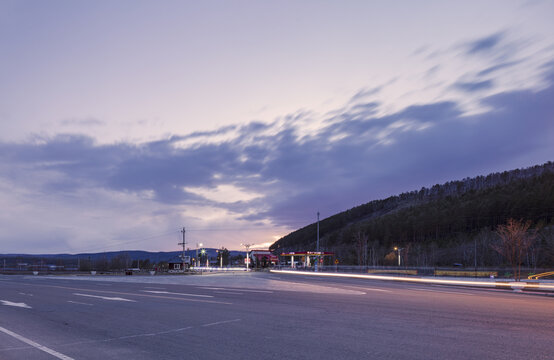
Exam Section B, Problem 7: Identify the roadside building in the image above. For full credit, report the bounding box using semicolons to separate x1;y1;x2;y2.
168;255;191;272
248;250;279;267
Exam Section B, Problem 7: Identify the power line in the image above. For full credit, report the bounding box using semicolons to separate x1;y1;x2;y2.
67;225;291;254
71;230;179;254
186;227;287;232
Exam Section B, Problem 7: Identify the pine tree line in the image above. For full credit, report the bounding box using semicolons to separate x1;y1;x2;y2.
271;162;554;267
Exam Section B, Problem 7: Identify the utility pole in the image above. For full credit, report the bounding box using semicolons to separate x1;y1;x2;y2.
316;211;320;272
178;227;186;272
474;237;477;275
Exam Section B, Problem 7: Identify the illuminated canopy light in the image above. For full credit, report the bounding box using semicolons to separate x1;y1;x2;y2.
280;252;334;256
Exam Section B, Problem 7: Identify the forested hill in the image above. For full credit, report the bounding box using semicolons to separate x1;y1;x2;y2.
270;162;554;267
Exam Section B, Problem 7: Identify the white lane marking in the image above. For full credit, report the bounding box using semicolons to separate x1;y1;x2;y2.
413;288;474;296
359;287;392;293
145;326;192;336
73;293;136;302
200;287;273;293
3;282;232;305
1;300;32;309
141;290;213;298
202;318;242;327
200;287;225;290
0;326;75;360
143;287;166;290
39;319;240;348
18;292;34;296
339;285;390;293
67;300;93;306
213;291;243;295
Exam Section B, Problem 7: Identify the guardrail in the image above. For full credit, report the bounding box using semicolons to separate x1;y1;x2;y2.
435;270;498;277
274;265;551;279
528;271;554;279
367;269;418;275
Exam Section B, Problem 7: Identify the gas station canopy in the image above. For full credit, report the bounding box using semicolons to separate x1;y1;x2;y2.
280;251;335;268
280;251;334;257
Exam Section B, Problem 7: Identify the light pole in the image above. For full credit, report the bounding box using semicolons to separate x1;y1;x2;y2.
200;249;206;267
474;237;477;274
394;246;403;267
316;211;320;272
241;243;253;271
178;227;186;272
196;243;203;267
217;249;223;268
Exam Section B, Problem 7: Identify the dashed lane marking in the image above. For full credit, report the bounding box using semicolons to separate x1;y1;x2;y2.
202;319;242;327
356;287;391;293
140;290;213;298
67;300;93;306
1;282;233;305
0;300;32;309
73;293;136;302
16;319;242;349
0;326;75;360
412;288;475;296
199;287;273;293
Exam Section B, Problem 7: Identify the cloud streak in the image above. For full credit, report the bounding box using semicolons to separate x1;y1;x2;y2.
466;32;504;55
2;66;553;220
0;30;553;253
453;80;494;92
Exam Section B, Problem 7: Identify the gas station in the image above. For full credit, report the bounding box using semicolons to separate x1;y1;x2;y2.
280;251;335;268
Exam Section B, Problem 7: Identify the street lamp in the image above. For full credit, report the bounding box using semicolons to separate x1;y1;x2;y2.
394;246;403;267
241;243;253;271
196;243;203;267
216;249;223;268
316;211;320;272
200;249;208;267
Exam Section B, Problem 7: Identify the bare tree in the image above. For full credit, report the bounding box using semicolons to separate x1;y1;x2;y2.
354;231;368;266
492;219;536;281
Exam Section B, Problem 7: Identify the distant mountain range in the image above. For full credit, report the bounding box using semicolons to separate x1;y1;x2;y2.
0;249;245;267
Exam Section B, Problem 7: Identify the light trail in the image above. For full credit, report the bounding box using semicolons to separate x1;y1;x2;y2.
270;270;554;290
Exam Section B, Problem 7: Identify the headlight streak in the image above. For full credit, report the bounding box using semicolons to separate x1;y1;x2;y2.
270;270;554;290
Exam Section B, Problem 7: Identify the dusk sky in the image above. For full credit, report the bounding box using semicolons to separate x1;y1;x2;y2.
1;0;553;254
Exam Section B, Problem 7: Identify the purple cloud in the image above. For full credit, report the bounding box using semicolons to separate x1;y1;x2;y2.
466;32;504;55
453;79;494;92
0;28;553;253
2;65;552;231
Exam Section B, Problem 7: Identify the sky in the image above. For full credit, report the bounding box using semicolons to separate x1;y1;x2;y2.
1;0;553;254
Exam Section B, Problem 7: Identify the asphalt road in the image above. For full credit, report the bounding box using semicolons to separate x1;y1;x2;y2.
1;272;552;360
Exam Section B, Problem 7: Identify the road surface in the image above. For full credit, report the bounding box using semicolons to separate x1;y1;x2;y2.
1;272;552;359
